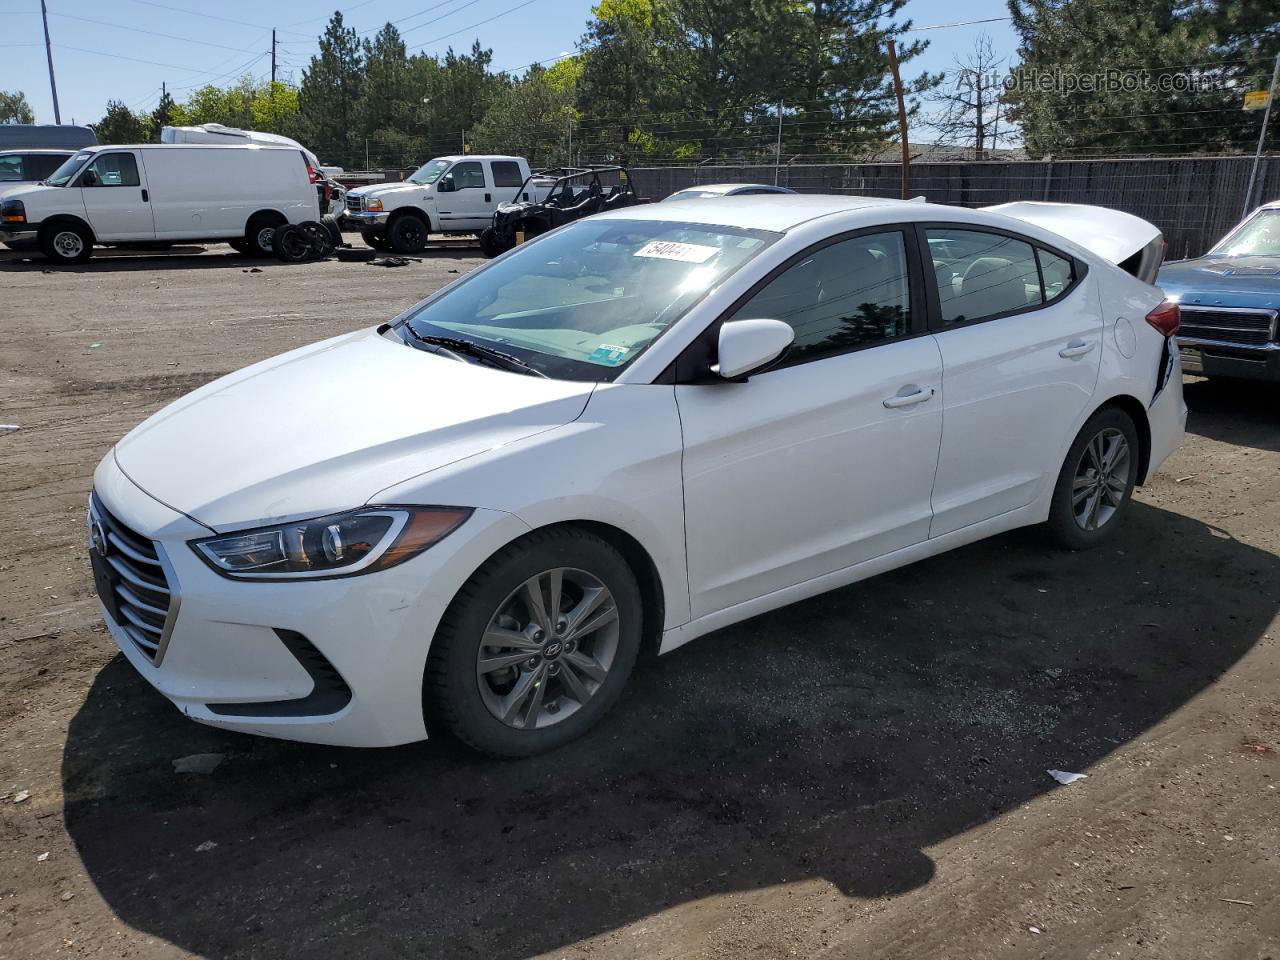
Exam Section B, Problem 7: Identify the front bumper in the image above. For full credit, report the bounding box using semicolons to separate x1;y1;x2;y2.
0;224;38;243
91;454;530;747
1178;338;1280;383
338;209;389;232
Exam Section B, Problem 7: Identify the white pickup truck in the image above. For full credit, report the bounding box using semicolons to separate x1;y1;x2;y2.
340;154;550;252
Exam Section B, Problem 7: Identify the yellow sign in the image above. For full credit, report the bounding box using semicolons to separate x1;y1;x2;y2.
1243;91;1271;111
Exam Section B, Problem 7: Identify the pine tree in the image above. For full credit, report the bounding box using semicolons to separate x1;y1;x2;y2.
93;100;147;144
300;12;365;166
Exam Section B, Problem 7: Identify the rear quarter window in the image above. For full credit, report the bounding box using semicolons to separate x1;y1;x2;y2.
491;161;523;187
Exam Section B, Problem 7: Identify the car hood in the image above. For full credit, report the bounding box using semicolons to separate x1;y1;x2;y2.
350;182;428;202
113;329;594;531
1157;256;1280;309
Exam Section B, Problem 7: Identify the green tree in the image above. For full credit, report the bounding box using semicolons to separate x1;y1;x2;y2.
471;64;575;164
147;90;177;141
93;100;146;143
1;90;36;124
299;11;365;165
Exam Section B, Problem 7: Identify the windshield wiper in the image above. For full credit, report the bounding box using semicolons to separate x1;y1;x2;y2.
403;329;547;378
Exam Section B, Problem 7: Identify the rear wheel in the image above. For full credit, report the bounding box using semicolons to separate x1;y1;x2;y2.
478;227;505;258
272;223;312;263
40;222;93;265
388;214;429;253
427;528;643;757
1043;407;1139;549
245;214;283;257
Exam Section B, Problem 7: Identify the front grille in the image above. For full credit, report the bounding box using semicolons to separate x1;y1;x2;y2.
1178;307;1277;347
345;195;363;213
89;493;176;663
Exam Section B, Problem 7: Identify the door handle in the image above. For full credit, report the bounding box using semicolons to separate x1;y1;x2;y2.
141;189;149;202
882;385;935;409
485;193;491;202
1059;339;1095;359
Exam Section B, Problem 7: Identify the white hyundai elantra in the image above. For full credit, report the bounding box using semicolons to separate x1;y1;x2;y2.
89;195;1186;756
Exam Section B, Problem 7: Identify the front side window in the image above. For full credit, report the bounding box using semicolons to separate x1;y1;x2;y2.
1211;209;1280;257
729;230;912;367
402;218;779;380
83;153;140;187
45;150;92;187
928;228;1042;324
450;161;486;190
0;155;22;181
491;161;523;187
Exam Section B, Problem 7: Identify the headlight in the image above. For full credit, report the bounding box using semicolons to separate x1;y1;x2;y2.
365;198;383;212
1;199;26;224
191;506;471;580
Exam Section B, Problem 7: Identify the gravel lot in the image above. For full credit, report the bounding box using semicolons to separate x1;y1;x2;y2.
1;242;1277;960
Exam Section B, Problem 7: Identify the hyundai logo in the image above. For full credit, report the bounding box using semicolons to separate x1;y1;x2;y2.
542;641;564;659
89;515;109;558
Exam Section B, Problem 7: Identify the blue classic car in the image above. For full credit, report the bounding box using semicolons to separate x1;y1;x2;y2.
1157;201;1280;382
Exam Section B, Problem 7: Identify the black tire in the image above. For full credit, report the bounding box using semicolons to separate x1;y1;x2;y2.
39;221;93;265
272;223;312;263
478;226;505;258
320;215;343;248
361;230;393;251
298;220;334;258
245;214;284;257
1043;407;1140;550
427;527;644;757
387;214;429;253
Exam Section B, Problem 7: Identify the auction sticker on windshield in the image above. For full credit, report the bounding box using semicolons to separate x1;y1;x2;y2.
634;240;719;263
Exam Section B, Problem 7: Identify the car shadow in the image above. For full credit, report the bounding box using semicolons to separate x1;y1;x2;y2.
1183;375;1280;454
1;244;481;273
62;502;1277;959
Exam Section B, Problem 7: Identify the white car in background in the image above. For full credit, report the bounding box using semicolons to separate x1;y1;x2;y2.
663;182;797;201
88;195;1185;756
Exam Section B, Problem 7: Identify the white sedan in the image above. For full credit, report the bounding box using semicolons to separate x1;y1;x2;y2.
89;195;1186;756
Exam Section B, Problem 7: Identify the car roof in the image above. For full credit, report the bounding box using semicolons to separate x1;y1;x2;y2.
597;193;913;232
0;148;75;156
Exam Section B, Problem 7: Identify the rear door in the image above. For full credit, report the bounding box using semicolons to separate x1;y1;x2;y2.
439;160;492;230
77;150;154;241
925;225;1102;537
677;227;944;617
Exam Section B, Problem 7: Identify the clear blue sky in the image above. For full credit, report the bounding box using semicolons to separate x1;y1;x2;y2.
1;0;1017;126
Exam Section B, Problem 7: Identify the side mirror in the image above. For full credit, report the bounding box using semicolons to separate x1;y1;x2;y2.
715;318;794;380
80;170;98;187
437;175;455;193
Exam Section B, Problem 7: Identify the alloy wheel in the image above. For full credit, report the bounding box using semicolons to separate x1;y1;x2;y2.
1072;427;1131;531
476;567;620;730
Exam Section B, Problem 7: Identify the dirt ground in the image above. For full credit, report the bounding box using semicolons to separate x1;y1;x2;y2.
0;241;1277;960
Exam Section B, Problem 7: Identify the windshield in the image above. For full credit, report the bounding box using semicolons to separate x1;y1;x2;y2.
45;150;93;187
407;159;451;185
666;190;720;201
402;218;780;380
1211;209;1280;257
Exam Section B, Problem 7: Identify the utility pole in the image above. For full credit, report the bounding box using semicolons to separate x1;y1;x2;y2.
887;38;910;199
1243;51;1280;218
774;101;783;185
40;0;61;124
271;29;277;90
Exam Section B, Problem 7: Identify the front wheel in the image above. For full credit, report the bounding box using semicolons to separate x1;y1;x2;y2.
1043;407;1139;549
40;223;93;265
388;214;429;253
427;528;643;757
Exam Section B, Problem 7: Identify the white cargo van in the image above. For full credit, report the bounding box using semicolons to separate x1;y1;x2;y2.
0;143;321;264
340;154;551;252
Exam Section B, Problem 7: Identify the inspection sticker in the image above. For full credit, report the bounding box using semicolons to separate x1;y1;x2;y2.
634;240;718;263
589;344;630;366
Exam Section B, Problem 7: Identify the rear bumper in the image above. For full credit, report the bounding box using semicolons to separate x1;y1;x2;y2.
1146;351;1187;482
1178;338;1280;383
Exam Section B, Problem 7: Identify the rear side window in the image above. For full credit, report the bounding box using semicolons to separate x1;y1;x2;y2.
928;228;1042;325
450;161;486;190
1038;249;1074;302
491;161;523;187
26;154;68;179
83;152;140;187
730;230;913;367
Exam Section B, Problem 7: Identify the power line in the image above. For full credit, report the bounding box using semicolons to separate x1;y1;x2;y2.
407;0;545;52
54;42;264;76
49;11;272;54
114;0;311;37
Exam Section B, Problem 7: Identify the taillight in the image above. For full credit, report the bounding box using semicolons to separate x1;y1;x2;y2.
305;157;319;184
1145;300;1180;337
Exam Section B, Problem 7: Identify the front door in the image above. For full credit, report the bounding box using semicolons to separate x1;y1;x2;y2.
77;150;154;241
925;226;1103;536
677;228;944;618
439;160;492;231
